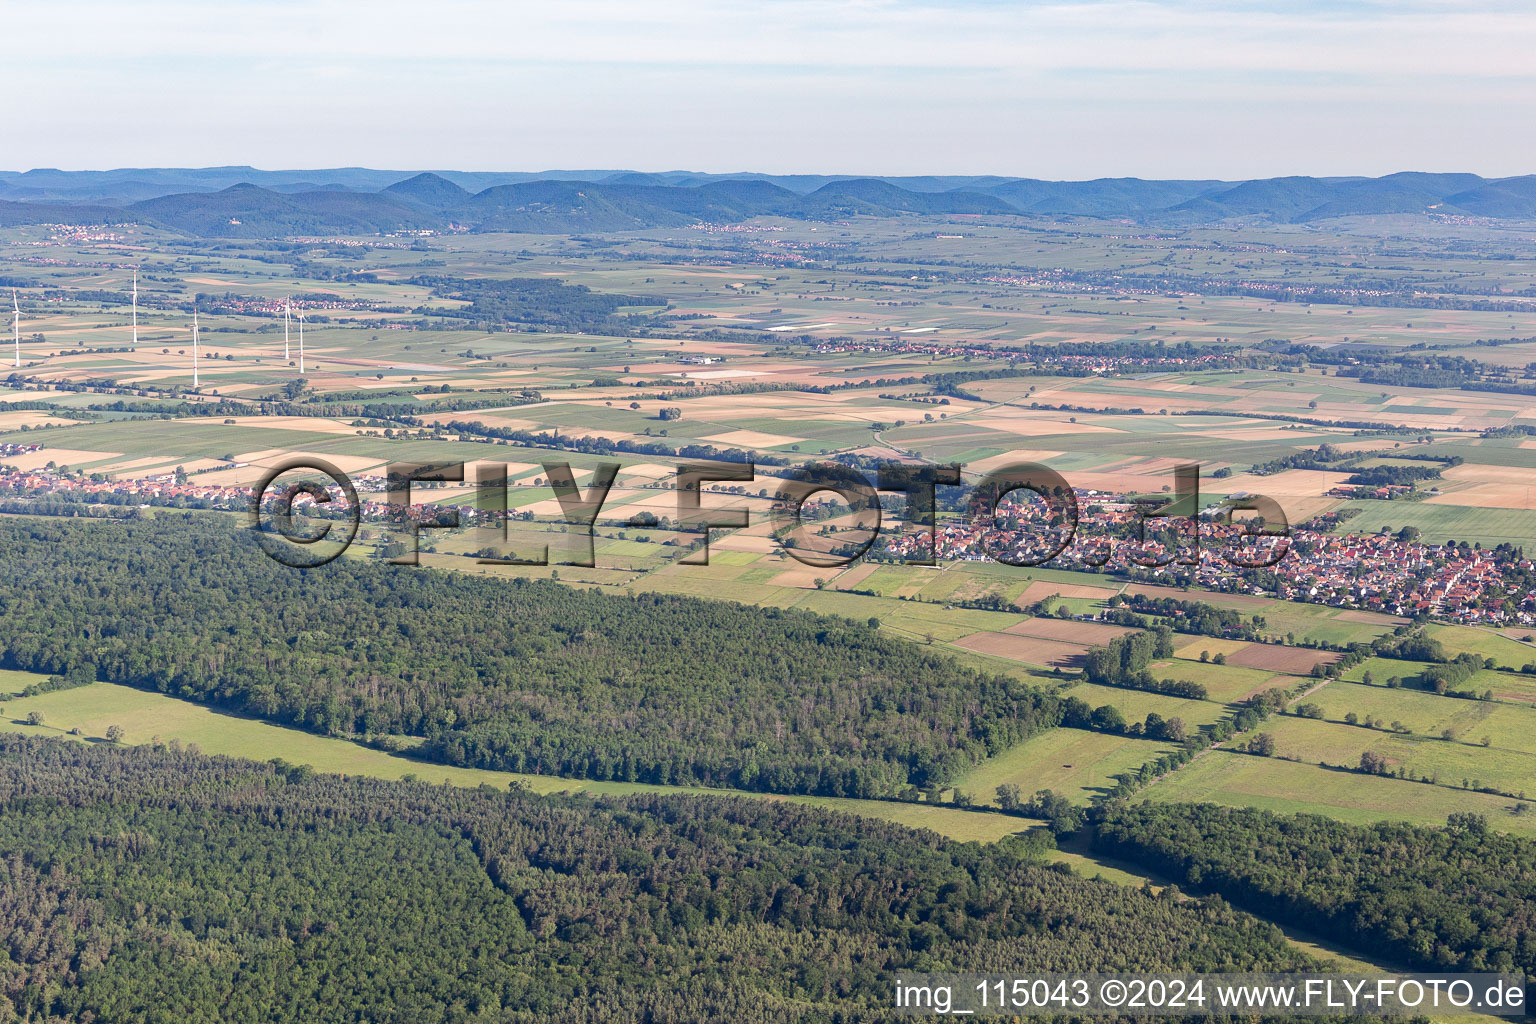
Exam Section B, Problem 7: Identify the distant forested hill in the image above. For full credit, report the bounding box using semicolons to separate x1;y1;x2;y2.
3;167;1530;235
129;183;438;237
0;200;137;227
0;515;1062;796
107;177;1019;235
0;735;1331;1023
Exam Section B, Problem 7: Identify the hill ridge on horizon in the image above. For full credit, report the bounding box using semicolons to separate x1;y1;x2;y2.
2;167;1534;234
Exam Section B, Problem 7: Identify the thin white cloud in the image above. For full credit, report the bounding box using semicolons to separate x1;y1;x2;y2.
8;0;1536;177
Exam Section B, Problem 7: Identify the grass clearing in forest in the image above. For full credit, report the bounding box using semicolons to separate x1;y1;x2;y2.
954;729;1180;806
1141;749;1536;833
0;681;1031;842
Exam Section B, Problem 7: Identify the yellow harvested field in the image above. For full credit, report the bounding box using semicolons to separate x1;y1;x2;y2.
1172;637;1252;660
615;462;674;480
953;630;1090;667
0;447;120;470
830;562;879;590
768;563;832;588
0;410;85;429
702;429;806;447
1425;487;1536;511
1424;464;1536;509
1006;618;1137;645
1206;468;1348;497
679;369;767;380
1015;580;1120;605
1204;468;1349;521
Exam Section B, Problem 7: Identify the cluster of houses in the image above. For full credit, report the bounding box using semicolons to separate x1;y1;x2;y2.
1325;482;1417;501
0;462;250;509
813;338;1008;360
881;492;1534;625
810;334;1234;370
4;454;1529;626
1265;529;1521;623
0;461;437;522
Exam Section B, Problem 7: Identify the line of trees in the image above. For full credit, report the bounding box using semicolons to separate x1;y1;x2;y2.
1091;802;1536;974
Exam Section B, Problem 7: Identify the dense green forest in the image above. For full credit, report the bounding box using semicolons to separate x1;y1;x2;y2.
1081;627;1175;686
410;275;667;332
0;736;1341;1023
1091;803;1536;974
0;515;1064;797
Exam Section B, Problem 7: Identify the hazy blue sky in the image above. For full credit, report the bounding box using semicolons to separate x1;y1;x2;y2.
12;0;1536;178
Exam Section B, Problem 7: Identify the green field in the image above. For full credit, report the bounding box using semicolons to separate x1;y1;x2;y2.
1257;714;1536;798
1148;657;1289;703
1333;501;1536;547
1253;602;1405;647
1428;624;1536;670
1057;681;1228;728
953;728;1180;806
1307;679;1536;753
1339;655;1439;685
1142;749;1536;833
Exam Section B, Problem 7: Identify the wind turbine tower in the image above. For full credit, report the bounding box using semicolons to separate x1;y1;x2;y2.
131;270;138;349
11;291;18;369
284;299;291;361
297;305;305;374
192;307;200;389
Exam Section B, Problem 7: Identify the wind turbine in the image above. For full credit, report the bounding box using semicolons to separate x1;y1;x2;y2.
191;307;200;389
297;304;305;374
130;270;138;349
284;298;291;361
10;291;18;369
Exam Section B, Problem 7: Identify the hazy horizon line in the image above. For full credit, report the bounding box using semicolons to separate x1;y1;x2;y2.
1;166;1525;183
